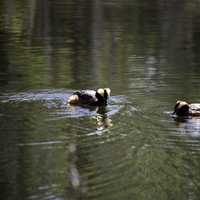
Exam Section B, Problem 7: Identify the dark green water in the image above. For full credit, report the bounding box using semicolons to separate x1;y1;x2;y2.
1;1;200;200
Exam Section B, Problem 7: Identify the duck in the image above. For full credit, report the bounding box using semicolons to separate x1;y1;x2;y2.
68;88;111;107
173;100;200;117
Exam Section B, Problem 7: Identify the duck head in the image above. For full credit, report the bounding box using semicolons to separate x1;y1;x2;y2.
174;100;190;116
95;88;111;105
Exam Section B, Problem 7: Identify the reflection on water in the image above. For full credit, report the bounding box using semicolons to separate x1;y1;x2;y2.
174;116;200;137
96;111;113;131
1;0;200;200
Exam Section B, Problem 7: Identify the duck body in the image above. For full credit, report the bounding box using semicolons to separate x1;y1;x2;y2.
68;88;111;107
174;100;200;117
189;103;200;116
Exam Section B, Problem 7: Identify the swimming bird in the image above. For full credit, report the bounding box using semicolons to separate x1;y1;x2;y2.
68;88;111;107
173;100;200;117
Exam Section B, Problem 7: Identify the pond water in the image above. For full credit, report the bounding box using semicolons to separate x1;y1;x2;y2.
1;1;200;200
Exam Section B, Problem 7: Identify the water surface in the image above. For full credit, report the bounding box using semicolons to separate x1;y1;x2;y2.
1;1;200;200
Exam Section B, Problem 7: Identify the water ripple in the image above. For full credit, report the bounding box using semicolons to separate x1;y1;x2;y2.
17;140;64;147
0;89;128;119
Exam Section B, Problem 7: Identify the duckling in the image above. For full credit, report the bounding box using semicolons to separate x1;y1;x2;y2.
173;100;200;117
68;88;111;106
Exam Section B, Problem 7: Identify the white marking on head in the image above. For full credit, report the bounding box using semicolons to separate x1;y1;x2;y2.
176;100;189;109
97;88;105;97
104;88;111;96
97;88;111;97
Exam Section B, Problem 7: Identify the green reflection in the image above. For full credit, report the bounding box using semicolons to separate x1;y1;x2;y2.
0;0;200;200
